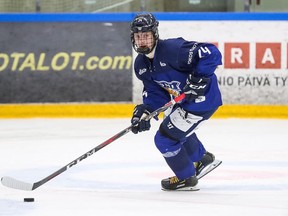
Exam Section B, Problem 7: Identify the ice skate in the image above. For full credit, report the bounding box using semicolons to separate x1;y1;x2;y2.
161;175;199;191
195;151;215;176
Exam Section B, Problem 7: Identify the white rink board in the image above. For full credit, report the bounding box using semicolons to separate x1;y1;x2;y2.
133;21;288;105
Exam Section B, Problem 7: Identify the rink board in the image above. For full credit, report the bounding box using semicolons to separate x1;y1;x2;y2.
0;104;287;119
0;13;287;118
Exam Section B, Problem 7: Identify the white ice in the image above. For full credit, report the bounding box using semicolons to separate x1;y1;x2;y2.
0;118;288;216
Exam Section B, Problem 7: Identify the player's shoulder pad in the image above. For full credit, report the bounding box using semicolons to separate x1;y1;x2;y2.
195;43;222;75
197;43;222;65
159;37;186;52
157;38;186;65
198;43;221;58
177;41;222;73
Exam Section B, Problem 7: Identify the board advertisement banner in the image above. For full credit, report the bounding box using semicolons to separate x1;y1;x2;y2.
1;13;287;106
0;22;132;103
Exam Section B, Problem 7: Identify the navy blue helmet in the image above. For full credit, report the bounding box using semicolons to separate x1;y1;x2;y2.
130;13;159;54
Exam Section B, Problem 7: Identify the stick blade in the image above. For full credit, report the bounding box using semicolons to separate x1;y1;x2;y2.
1;176;34;191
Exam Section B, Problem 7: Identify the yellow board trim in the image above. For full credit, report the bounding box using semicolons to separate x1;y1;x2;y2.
0;103;134;118
0;104;287;119
216;105;288;119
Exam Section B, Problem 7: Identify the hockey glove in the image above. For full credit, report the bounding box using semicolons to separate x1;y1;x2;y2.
131;104;151;134
183;74;210;102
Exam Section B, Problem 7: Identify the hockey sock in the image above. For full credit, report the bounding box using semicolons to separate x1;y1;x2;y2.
183;133;206;162
163;147;196;180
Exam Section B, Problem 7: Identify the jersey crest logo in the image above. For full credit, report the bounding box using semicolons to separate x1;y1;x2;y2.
154;80;181;97
160;61;167;67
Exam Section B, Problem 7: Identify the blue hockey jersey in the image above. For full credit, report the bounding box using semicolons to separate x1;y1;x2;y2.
134;37;222;113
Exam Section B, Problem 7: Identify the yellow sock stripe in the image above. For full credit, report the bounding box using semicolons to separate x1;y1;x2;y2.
0;104;287;119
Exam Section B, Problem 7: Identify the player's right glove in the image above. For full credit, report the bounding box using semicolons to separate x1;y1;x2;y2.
183;74;210;102
131;104;151;134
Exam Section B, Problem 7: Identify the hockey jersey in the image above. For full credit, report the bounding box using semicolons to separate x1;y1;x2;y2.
134;37;222;113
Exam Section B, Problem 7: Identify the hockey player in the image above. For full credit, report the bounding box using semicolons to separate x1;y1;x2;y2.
130;12;222;191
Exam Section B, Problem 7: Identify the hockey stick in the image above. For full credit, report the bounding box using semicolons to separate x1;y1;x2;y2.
1;93;186;191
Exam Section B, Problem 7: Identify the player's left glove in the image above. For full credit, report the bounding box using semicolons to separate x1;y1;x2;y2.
131;104;151;134
183;74;210;101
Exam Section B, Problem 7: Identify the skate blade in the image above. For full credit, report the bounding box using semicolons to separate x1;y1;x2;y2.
197;159;222;180
162;186;200;192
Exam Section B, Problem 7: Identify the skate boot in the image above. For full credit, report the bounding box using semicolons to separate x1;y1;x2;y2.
194;151;215;176
161;175;199;191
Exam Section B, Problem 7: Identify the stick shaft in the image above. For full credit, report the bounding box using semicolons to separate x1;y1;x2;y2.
1;93;185;191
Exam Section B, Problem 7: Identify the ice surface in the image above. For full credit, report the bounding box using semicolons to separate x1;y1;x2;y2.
0;118;287;216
